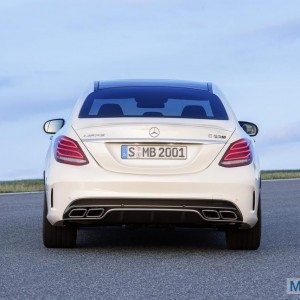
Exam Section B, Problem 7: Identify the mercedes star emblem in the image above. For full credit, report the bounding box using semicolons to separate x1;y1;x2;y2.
149;127;160;138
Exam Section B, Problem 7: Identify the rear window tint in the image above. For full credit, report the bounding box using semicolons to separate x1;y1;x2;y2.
79;86;228;120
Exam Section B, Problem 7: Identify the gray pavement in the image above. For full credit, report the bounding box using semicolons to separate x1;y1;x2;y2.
0;180;299;299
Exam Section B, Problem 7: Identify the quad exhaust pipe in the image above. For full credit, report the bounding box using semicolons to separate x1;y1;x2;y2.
219;210;238;220
68;208;104;218
86;208;104;218
68;208;87;218
202;209;238;221
202;210;220;220
67;207;238;221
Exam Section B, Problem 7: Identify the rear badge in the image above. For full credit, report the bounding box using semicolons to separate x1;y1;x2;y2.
208;134;227;139
83;133;105;138
149;127;160;138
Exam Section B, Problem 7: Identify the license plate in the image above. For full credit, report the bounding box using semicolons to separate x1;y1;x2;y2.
121;145;187;160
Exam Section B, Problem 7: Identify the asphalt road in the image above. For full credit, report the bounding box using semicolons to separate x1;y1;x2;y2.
0;180;299;299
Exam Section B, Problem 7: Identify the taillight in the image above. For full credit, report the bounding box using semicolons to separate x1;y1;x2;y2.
54;136;89;166
219;138;252;168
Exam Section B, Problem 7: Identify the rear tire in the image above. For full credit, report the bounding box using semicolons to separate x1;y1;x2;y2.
43;196;77;248
226;198;261;250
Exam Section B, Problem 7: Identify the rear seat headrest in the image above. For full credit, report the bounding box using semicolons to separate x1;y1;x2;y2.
98;104;124;117
181;105;207;118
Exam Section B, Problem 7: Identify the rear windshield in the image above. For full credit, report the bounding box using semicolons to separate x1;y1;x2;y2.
79;86;228;120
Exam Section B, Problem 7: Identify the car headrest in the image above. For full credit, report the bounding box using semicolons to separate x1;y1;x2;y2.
142;112;164;117
98;104;124;117
181;105;207;119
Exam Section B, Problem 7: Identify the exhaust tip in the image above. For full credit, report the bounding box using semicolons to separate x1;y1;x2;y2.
86;208;104;218
219;210;237;220
202;209;220;220
68;208;87;218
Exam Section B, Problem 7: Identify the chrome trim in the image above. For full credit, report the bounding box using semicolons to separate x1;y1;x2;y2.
86;208;104;218
68;208;87;218
219;210;238;220
99;208;202;220
202;209;220;220
81;138;226;144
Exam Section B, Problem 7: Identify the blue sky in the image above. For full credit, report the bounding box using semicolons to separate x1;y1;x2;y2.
0;0;299;180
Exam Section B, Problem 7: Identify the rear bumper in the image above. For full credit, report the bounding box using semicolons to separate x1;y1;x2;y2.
45;163;260;228
62;198;246;228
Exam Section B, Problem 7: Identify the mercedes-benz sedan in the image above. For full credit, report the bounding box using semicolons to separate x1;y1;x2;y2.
43;80;261;250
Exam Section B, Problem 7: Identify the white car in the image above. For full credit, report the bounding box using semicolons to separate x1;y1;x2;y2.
43;80;261;250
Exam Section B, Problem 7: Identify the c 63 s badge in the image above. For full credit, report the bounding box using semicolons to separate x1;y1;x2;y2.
208;134;227;139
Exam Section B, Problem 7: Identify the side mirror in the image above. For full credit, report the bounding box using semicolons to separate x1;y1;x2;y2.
43;119;65;134
239;121;258;137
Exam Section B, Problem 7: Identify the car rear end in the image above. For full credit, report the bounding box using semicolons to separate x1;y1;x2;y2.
44;80;261;249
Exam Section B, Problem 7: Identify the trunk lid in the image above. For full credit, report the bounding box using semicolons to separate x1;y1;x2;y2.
73;118;235;175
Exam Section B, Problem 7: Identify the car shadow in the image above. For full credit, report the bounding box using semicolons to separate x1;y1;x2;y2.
76;226;227;251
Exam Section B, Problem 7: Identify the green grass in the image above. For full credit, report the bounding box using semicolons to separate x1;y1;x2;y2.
0;170;299;194
0;179;43;194
261;170;300;180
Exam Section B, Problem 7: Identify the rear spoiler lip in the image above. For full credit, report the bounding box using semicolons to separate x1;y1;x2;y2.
78;137;228;145
72;119;235;131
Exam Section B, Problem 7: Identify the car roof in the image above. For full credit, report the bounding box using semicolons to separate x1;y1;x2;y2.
94;80;211;92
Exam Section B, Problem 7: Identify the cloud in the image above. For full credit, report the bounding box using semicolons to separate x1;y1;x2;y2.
0;98;73;122
258;122;300;147
0;71;79;122
247;19;300;43
0;76;15;88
